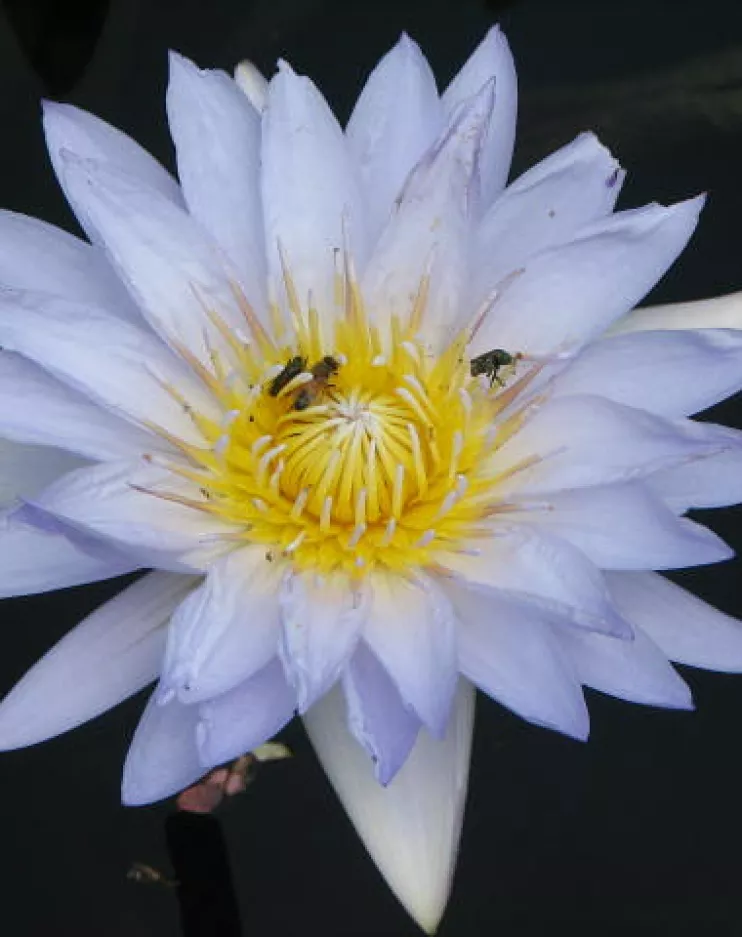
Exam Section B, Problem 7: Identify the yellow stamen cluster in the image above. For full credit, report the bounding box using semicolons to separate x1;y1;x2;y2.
151;259;539;577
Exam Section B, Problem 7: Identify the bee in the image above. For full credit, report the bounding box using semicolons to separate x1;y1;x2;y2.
470;348;520;387
268;355;307;396
292;355;340;410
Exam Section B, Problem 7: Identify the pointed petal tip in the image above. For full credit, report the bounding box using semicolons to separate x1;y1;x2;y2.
304;681;475;932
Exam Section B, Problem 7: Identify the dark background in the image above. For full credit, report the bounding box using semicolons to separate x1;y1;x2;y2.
1;0;742;934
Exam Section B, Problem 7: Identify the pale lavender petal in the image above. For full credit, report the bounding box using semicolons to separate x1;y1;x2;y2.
0;288;219;446
0;351;158;461
439;525;631;637
471;132;623;310
0;209;139;321
441;24;517;205
552;329;742;418
121;690;203;806
32;459;236;570
0;438;84;510
167;52;266;305
363;83;493;349
342;641;421;786
346;34;442;245
512;481;732;570
0;506;136;598
490;395;723;496
645;425;742;510
472;197;704;357
605;571;742;672
160;546;282;703
262;61;367;319
59;153;261;367
43;100;182;242
558;626;693;709
362;572;458;737
0;572;193;749
279;571;368;712
196;658;295;768
445;579;589;739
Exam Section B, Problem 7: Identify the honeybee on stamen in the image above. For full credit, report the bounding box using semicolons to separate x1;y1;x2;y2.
292;356;341;411
267;355;307;396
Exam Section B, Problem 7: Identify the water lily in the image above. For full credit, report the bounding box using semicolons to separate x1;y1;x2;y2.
2;24;742;934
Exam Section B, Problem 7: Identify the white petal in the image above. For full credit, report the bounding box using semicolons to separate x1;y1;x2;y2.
511;482;732;570
490;394;722;495
166;52;266;304
0;210;139;320
160;546;282;702
0;288;219;446
558;626;693;709
32;459;235;570
303;679;475;934
0;351;158;460
472;133;622;310
446;579;589;739
121;690;203;806
612;292;742;334
346;34;442;246
552;329;742;417
0;438;83;510
0;572;193;749
472;197;704;357
59;153;262;367
439;525;630;637
363;82;493;349
0;507;136;597
234;60;268;111
196;658;295;767
262;61;367;318
442;24;517;205
605;571;742;671
342;641;421;786
362;572;458;736
279;571;367;712
43;101;182;241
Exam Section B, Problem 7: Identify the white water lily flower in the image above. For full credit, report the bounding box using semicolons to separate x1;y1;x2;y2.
3;24;742;933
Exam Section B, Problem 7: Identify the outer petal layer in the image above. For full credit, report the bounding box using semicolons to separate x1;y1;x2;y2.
279;572;367;712
262;62;366;318
0;508;136;598
613;292;742;334
606;571;742;671
160;546;282;702
447;579;589;739
471;132;622;310
472;197;704;356
342;641;422;786
362;572;458;737
167;52;266;306
558;626;693;709
553;329;742;418
346;34;442;245
196;658;296;767
43;101;182;241
304;679;475;935
442;24;517;205
122;690;203;806
0;572;193;748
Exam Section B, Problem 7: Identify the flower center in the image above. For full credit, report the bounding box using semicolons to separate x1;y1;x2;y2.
152;261;536;577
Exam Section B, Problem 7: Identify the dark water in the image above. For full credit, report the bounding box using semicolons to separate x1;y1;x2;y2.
1;0;742;934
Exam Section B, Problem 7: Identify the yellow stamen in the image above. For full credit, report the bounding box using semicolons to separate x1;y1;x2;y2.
139;258;542;577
